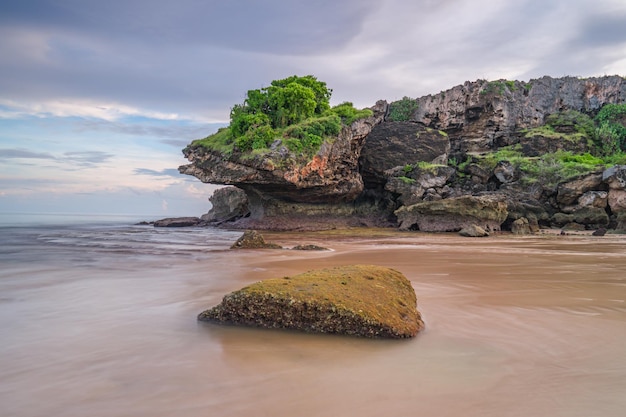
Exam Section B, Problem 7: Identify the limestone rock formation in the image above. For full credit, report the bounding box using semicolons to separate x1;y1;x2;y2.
201;186;249;224
180;102;387;221
395;195;508;232
413;76;626;154
359;122;450;188
198;264;424;338
384;165;456;206
180;76;626;232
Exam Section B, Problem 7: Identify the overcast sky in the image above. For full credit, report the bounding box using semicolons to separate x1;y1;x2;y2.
1;0;626;220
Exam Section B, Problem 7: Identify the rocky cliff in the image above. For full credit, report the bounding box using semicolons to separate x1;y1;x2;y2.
180;75;626;232
413;75;626;154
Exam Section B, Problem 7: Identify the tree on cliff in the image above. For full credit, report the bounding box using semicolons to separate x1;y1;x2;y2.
222;75;371;153
231;75;332;132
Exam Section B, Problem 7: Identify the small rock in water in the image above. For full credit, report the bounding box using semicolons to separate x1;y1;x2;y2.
230;230;282;249
291;244;329;251
153;217;202;227
459;224;489;237
592;227;607;236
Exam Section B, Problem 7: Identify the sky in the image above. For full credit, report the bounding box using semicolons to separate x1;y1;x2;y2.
1;0;626;219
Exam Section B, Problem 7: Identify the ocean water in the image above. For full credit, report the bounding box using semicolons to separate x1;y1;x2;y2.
1;218;626;417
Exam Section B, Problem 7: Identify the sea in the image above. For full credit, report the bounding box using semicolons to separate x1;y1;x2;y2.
1;213;625;417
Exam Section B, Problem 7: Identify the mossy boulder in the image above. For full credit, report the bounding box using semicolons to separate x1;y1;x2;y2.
198;264;424;338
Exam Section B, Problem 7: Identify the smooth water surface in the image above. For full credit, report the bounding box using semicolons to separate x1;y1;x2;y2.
1;224;625;417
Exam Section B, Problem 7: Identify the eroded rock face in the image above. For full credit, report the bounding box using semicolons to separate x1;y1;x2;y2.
384;165;456;206
413;76;626;153
179;76;626;231
395;195;508;232
201;186;249;224
359;122;450;188
198;264;424;339
180;102;387;216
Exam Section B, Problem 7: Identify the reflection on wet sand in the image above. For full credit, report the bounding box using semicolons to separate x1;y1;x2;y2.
1;230;625;417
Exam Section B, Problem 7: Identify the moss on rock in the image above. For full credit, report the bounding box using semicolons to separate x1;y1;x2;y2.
198;264;424;338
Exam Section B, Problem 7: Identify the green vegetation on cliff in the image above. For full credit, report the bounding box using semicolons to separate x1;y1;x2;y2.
595;103;626;154
191;75;373;157
387;96;418;121
464;105;626;187
472;147;626;188
524;110;595;143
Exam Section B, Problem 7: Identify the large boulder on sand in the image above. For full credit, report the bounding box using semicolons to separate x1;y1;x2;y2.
198;265;424;339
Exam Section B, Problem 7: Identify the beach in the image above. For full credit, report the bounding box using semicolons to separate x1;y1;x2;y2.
1;223;625;417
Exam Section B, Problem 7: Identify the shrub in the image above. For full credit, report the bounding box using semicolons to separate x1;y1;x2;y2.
191;127;235;155
236;124;276;151
231;75;332;131
330;102;373;125
595;103;626;153
481;80;517;95
283;114;342;155
387;97;418;122
525;110;594;143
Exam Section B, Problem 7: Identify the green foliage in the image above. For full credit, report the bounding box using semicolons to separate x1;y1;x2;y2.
520;152;605;186
228;75;333;152
282;114;342;155
230;110;271;138
479;147;525;170
401;161;445;175
267;81;317;127
415;161;445;173
472;148;609;188
190;127;235;155
270;75;332;115
330;102;373;125
481;80;517;95
525;110;594;143
235;124;276;152
546;110;595;136
595;104;626;154
398;176;416;185
387;97;418;122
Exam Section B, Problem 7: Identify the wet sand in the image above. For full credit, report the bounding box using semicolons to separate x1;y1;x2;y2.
2;229;625;417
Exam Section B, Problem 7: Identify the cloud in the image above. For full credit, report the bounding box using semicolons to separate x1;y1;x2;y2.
0;0;379;55
0;98;183;122
0;148;55;160
2;0;626;217
63;151;114;166
133;168;181;178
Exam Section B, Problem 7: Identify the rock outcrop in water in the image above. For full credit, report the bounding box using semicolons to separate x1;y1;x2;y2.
181;75;626;232
198;264;424;338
